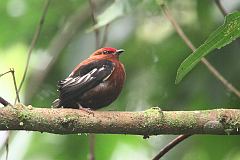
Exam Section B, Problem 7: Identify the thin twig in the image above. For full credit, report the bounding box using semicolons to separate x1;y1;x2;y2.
0;69;16;106
15;0;51;103
0;71;13;106
101;24;110;47
0;132;11;159
0;69;20;103
89;134;95;160
5;135;9;160
214;0;227;16
0;71;12;77
9;68;20;103
160;4;240;98
89;0;100;49
0;97;11;107
152;134;191;160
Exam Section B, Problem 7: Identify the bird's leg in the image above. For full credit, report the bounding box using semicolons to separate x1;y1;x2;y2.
77;103;94;115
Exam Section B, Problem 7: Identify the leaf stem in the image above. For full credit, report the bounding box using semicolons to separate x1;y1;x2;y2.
215;0;227;16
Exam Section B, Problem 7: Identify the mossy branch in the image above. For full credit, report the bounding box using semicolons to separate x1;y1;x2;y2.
0;104;240;135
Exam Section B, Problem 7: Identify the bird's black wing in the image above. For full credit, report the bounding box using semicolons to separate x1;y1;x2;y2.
57;60;115;106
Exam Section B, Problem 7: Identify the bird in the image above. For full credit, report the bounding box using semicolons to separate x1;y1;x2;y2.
53;47;126;110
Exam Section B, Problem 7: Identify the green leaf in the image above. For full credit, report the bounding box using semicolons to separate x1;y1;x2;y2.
175;12;240;84
87;0;130;32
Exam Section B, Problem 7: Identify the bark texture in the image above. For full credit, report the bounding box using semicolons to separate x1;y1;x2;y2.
0;104;240;135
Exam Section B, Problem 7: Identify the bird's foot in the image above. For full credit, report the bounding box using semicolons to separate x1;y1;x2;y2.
77;103;94;115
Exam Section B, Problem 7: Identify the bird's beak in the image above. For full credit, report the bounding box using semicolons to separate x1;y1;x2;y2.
115;49;125;55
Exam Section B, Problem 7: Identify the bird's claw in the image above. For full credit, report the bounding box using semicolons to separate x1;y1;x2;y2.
77;103;94;115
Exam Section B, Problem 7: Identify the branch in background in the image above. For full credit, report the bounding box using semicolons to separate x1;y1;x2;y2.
16;0;51;104
0;97;11;107
0;69;20;104
159;3;240;98
0;131;11;160
88;0;99;159
0;69;19;106
5;134;9;160
152;134;191;160
214;0;227;16
101;24;110;47
88;134;95;160
9;68;20;103
89;0;100;49
0;71;12;77
0;104;240;135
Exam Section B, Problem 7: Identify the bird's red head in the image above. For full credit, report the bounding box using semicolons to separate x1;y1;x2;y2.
90;47;125;60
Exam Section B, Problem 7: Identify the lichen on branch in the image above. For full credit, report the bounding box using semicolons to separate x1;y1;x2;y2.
0;104;240;135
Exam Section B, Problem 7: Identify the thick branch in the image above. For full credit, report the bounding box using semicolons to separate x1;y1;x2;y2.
0;104;240;135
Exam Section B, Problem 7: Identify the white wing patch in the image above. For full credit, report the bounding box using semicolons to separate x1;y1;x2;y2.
102;65;115;81
61;68;98;89
60;66;114;89
59;62;115;92
78;68;97;84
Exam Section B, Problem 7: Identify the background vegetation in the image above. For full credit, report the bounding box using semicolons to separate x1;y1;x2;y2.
0;0;240;159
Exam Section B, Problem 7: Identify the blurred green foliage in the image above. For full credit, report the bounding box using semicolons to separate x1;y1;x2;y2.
0;0;240;160
176;12;240;84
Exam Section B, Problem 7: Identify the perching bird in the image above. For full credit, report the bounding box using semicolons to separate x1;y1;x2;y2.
53;47;126;110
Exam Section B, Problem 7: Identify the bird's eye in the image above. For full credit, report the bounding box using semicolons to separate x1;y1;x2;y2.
103;50;109;54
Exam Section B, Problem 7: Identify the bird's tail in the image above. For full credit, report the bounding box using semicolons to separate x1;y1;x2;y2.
52;99;60;108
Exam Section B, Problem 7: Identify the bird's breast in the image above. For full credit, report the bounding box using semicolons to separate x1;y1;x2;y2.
79;62;125;109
